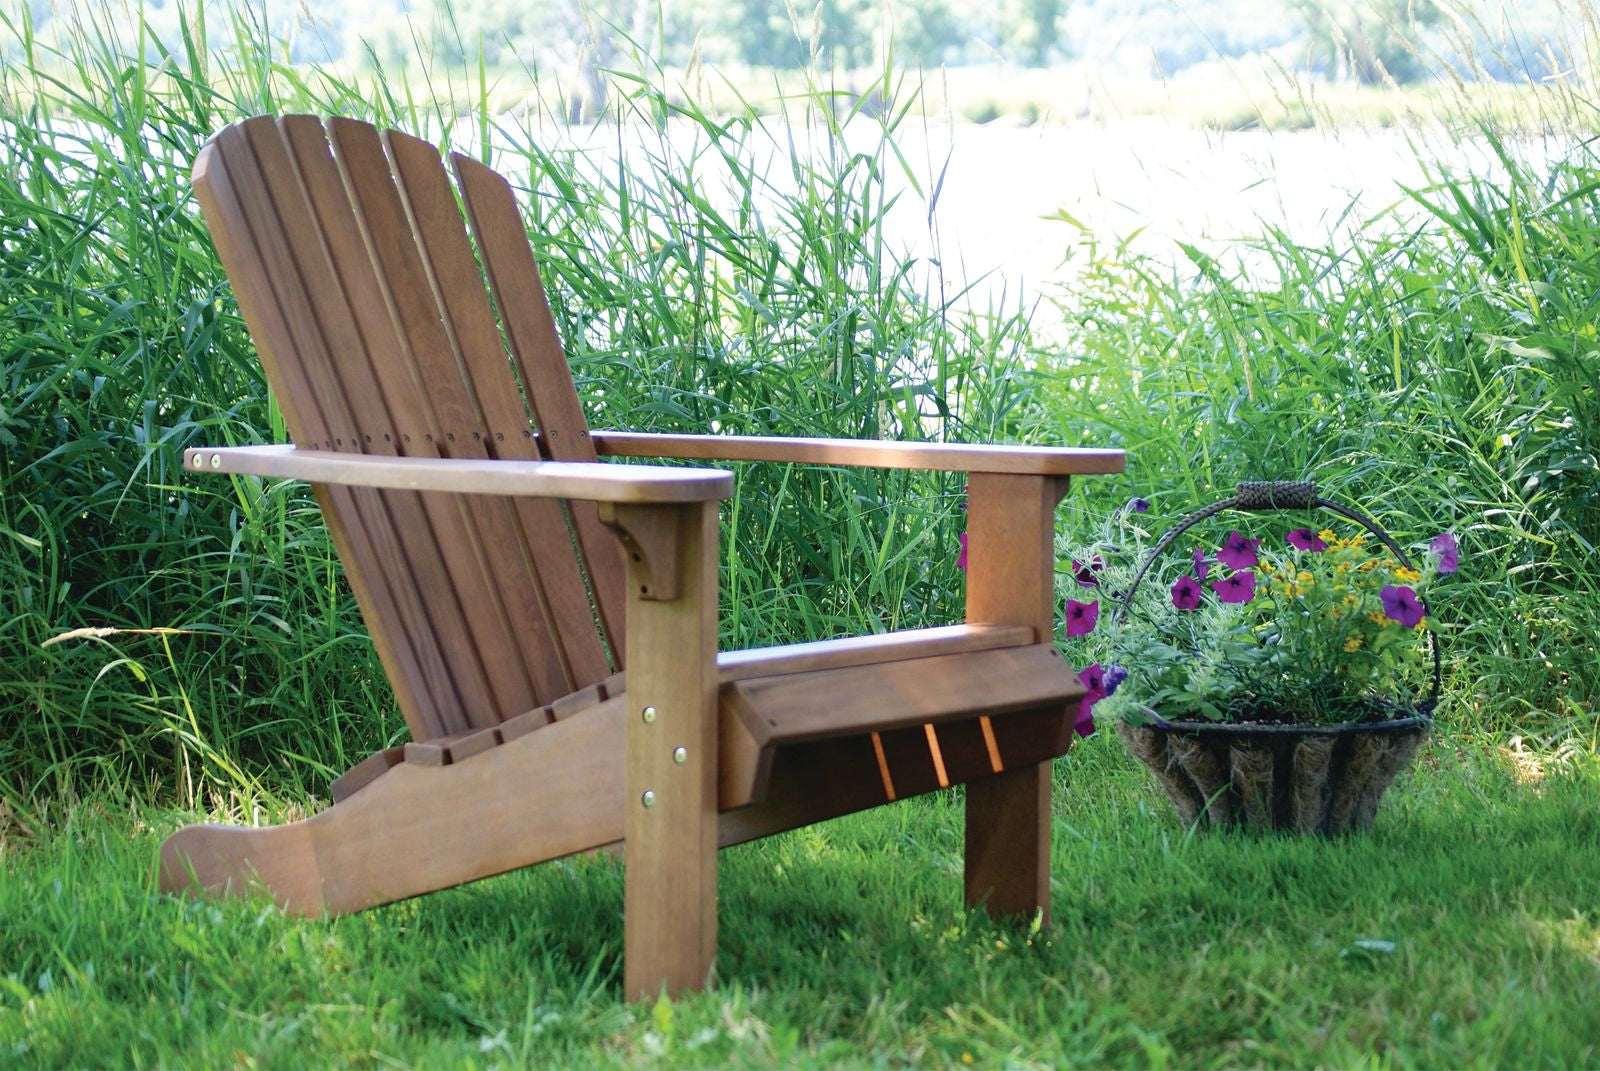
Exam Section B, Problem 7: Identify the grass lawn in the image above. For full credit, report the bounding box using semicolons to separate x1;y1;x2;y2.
3;729;1596;1069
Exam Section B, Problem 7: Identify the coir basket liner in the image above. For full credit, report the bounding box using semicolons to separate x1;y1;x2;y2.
1117;715;1429;834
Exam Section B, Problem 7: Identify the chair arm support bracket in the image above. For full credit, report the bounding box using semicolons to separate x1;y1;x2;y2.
596;501;706;602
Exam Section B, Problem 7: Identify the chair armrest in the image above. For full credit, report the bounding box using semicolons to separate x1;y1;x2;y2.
589;431;1125;476
183;444;734;503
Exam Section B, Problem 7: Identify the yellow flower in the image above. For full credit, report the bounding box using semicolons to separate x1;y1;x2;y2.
1297;570;1313;584
1344;635;1363;652
1318;528;1338;544
1368;611;1387;625
1394;566;1421;583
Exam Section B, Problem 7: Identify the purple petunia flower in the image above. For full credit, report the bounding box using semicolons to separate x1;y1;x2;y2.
1286;527;1328;552
1171;575;1202;611
1079;663;1105;694
957;531;967;572
1212;571;1257;604
1072;556;1104;588
1064;598;1099;637
1103;664;1128;697
1125;496;1151;515
1192;546;1210;581
1075;663;1104;737
1217;530;1261;570
1380;585;1426;629
1430;532;1459;575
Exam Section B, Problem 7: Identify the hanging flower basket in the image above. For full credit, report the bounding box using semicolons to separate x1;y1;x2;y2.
1106;481;1443;835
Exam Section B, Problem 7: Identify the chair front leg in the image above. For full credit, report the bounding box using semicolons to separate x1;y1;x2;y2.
962;472;1071;924
599;499;721;999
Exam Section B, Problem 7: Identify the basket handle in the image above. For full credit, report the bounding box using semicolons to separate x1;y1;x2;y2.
1117;481;1442;707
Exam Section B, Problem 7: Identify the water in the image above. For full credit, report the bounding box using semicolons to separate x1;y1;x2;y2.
487;115;1554;321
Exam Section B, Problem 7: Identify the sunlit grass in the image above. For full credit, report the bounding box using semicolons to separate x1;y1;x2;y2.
2;734;1597;1067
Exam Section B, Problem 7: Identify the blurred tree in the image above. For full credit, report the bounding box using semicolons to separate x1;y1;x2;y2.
726;0;811;67
1292;0;1445;84
1005;0;1067;66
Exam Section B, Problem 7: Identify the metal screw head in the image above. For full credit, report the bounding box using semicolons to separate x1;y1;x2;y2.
641;705;657;724
672;746;688;765
210;453;221;469
641;790;656;809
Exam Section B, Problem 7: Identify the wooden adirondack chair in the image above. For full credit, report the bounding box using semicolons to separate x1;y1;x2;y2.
159;115;1126;998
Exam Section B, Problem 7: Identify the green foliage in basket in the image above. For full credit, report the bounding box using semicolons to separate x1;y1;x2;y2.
1068;510;1458;728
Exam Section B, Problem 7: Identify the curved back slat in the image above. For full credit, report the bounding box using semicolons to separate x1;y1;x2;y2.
378;127;611;687
192;115;626;739
451;153;627;648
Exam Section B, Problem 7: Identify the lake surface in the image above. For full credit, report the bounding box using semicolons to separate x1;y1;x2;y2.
492;116;1555;322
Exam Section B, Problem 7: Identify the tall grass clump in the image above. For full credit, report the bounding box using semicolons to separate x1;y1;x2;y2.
1032;130;1600;734
0;5;1030;801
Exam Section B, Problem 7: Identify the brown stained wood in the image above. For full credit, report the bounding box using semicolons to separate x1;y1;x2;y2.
222;120;508;730
609;501;720;999
721;645;1081;751
329;746;406;803
718;706;1074;848
160;693;1072;921
717;705;770;811
451;152;628;653
596;498;698;602
384;129;612;692
376;644;1071;812
714;624;1033;682
443;726;500;763
962;473;1071;924
549;681;605;721
161;820;324;914
161;694;1079;920
192;138;458;739
593;431;1126;476
315;116;585;714
162;698;630;916
403;725;503;766
277;116;576;710
498;705;554;742
185;446;734;503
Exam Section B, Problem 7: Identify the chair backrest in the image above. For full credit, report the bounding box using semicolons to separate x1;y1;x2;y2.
192;115;626;741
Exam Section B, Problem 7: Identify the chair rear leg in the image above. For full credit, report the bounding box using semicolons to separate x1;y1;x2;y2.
964;763;1052;921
